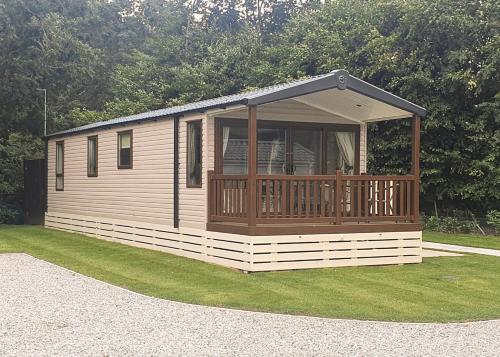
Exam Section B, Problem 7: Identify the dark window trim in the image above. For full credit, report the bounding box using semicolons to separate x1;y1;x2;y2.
55;140;64;191
186;120;203;188
117;130;133;169
87;135;98;177
214;117;360;175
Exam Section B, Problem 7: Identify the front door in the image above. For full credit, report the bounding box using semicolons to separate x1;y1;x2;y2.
257;125;323;175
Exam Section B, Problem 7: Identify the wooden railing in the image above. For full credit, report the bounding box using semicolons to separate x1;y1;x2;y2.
208;170;417;225
208;174;249;222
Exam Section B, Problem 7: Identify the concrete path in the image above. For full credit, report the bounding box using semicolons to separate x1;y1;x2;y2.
421;249;462;258
422;242;500;257
1;254;499;357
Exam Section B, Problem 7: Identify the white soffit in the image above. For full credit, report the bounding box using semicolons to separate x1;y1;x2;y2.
294;88;413;123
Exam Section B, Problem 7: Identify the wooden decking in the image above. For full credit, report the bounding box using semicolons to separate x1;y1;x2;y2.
207;222;421;235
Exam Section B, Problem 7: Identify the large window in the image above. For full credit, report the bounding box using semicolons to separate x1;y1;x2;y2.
55;141;64;191
217;119;359;175
87;135;98;177
187;120;202;187
117;130;132;169
221;124;248;174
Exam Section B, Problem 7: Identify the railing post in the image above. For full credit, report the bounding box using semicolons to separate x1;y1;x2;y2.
335;169;342;225
247;105;257;229
411;115;421;223
207;170;214;223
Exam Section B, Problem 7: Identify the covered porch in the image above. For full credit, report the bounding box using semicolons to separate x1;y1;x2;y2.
206;70;424;236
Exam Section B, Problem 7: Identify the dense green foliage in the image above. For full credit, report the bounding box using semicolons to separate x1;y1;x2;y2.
0;207;17;224
1;225;500;322
0;0;498;213
486;210;500;235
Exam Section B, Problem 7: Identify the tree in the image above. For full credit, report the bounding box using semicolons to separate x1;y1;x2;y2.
0;0;498;214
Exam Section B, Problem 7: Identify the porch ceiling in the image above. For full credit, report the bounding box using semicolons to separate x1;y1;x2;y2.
209;91;413;124
209;99;359;124
293;88;413;123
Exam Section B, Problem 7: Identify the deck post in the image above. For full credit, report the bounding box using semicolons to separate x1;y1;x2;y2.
411;115;421;223
335;169;342;225
247;105;258;229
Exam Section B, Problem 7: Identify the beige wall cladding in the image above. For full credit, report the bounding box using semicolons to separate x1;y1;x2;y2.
360;123;367;173
47;119;174;225
178;113;209;229
45;212;421;272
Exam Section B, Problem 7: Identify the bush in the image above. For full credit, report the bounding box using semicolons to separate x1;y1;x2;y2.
423;215;476;234
0;207;17;224
424;216;441;231
486;210;500;235
439;217;475;234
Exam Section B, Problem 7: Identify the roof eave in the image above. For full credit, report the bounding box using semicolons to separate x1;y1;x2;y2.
246;69;347;106
247;70;427;118
346;76;427;117
45;99;249;139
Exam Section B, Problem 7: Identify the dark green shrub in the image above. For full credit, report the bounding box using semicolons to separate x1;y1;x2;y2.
423;215;476;234
439;217;475;233
0;207;17;224
423;215;441;231
486;210;500;235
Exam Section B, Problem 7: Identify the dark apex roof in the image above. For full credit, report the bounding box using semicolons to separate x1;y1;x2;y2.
47;69;427;138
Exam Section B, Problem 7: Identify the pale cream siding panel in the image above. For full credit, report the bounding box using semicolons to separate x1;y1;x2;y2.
178;113;208;230
47;119;174;225
360;123;367;173
207;116;215;172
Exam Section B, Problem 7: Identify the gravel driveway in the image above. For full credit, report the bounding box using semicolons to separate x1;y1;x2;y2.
1;254;499;357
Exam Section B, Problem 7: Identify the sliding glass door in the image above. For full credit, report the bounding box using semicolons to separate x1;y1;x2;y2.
217;119;358;175
292;128;322;175
257;127;287;174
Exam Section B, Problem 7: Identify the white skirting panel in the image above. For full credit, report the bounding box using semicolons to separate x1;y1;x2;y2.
45;212;422;272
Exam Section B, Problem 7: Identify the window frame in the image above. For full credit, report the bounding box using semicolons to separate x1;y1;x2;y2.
117;130;133;169
186;120;203;188
87;135;98;177
55;140;64;191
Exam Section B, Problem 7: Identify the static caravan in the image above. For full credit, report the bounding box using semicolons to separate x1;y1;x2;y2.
45;70;426;272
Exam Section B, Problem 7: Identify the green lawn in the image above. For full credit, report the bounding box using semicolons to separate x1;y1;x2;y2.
0;225;499;323
424;231;500;250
